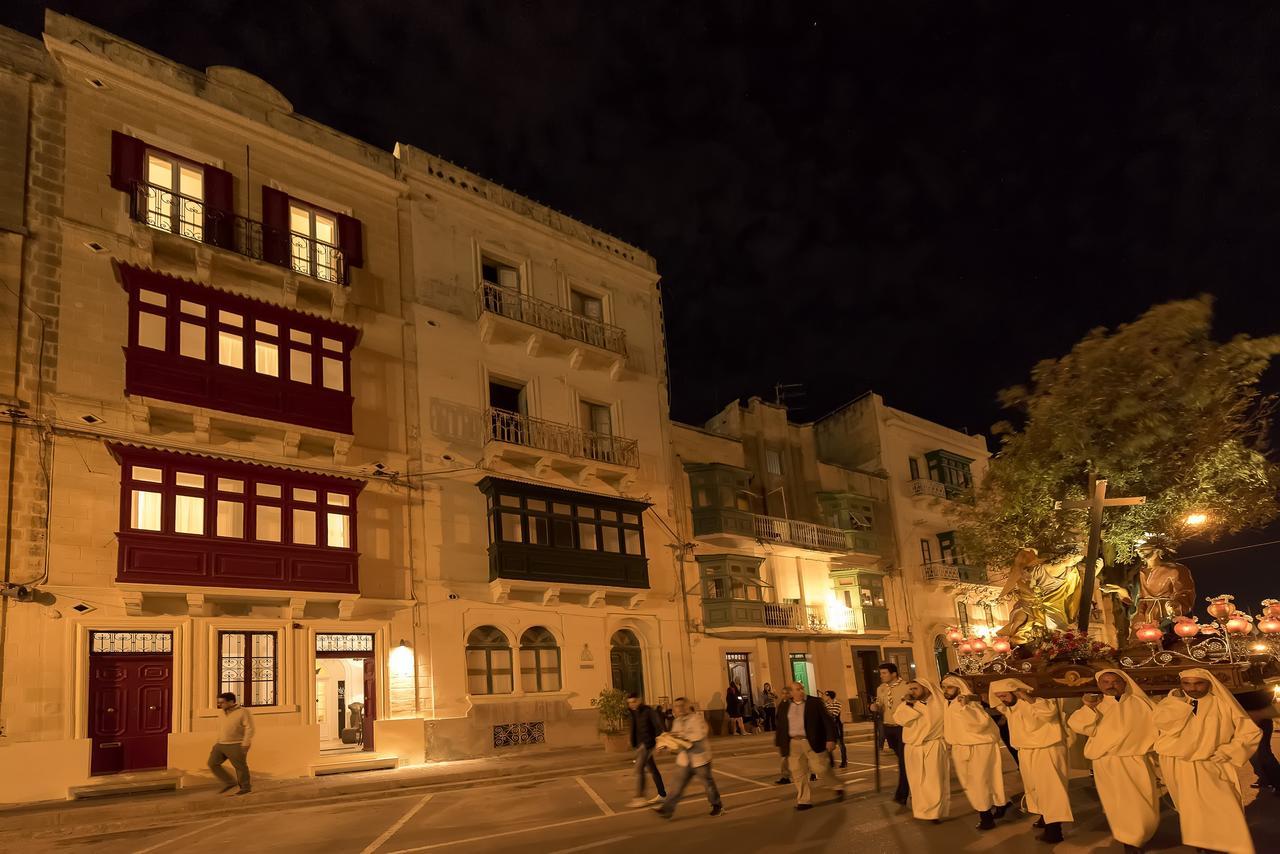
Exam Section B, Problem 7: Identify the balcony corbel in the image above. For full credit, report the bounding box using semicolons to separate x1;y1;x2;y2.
568;346;586;371
337;599;356;621
186;592;211;617
120;589;145;617
478;313;498;344
490;579;512;604
627;592;646;610
525;331;546;358
587;589;607;608
285;597;307;620
541;587;561;607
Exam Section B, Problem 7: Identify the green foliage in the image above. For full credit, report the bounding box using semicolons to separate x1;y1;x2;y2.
591;688;629;734
957;297;1280;568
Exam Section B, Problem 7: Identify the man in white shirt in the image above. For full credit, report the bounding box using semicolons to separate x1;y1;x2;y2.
1154;668;1260;854
990;678;1072;844
1067;669;1160;853
870;662;911;804
209;691;255;795
653;697;724;819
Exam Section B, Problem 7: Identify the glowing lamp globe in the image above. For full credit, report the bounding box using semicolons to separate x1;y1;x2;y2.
1135;623;1163;643
1225;614;1251;634
1173;620;1200;639
991;637;1012;655
1263;600;1280;618
969;637;988;654
1207;596;1235;621
1259;616;1280;635
945;627;965;644
958;640;973;654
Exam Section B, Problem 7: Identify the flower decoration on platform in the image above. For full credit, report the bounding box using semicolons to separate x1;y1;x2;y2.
1034;629;1117;664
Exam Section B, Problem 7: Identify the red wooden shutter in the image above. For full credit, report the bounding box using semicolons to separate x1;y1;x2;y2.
109;131;147;193
261;186;290;267
203;165;234;249
336;213;364;270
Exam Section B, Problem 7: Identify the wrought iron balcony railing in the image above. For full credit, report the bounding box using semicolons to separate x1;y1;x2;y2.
753;514;850;551
130;181;347;285
485;408;639;468
760;602;860;633
909;477;972;502
922;561;989;585
478;282;627;357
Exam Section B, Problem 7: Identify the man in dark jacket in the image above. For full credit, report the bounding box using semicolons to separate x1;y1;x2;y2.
775;681;845;810
627;693;668;807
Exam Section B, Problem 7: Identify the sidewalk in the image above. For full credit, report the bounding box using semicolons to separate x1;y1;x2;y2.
1;724;880;837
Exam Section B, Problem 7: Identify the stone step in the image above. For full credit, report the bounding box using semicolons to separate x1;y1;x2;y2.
309;753;398;776
67;770;185;800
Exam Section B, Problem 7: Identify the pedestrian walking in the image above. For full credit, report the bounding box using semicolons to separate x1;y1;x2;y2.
775;681;845;810
726;681;747;735
1154;668;1260;854
1066;669;1159;853
1239;687;1280;794
209;692;254;795
654;698;724;819
990;678;1072;844
895;679;950;822
626;692;668;808
824;691;847;767
941;676;1010;830
870;662;910;803
760;683;778;732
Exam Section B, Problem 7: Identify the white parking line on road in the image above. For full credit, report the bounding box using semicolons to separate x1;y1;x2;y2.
712;768;772;789
574;775;616;816
132;817;230;854
547;834;632;854
360;793;434;854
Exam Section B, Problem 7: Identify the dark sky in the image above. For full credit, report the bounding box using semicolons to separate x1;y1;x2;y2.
6;1;1280;611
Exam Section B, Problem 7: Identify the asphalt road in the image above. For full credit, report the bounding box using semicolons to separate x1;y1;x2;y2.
12;739;1280;854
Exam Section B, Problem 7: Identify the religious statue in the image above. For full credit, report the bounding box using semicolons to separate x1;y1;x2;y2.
996;547;1090;643
1130;539;1196;634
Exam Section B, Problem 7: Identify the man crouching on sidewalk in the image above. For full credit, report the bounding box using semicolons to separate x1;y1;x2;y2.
210;692;255;795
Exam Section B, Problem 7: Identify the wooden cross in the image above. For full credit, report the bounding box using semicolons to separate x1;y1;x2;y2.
1054;475;1145;633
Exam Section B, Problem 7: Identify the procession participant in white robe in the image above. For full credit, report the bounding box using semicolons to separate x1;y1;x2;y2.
1066;669;1159;853
1154;668;1261;854
894;679;951;822
942;676;1009;830
990;677;1073;844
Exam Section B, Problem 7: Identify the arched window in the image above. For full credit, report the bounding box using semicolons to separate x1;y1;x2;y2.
519;626;562;693
466;626;512;695
610;629;644;698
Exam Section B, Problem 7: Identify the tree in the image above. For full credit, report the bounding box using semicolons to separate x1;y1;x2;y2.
957;297;1280;570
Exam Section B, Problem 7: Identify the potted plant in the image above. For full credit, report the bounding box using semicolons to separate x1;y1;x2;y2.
592;688;631;753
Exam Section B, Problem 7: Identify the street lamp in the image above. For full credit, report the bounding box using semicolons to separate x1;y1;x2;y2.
1185;512;1208;527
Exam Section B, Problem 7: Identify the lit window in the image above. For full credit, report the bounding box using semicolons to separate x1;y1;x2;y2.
501;513;523;542
139;290;166;307
218;331;244;368
289;329;311;344
289;349;312;383
179;322;205;359
138;312;166;350
130;490;162;531
466;626;513;695
578;522;597;550
144;154;203;241
256;483;281;498
217;478;243;493
175;472;204;488
219;311;243;328
292;509;316;545
322;358;343;391
255;340;279;376
624;529;642;554
255;505;281;542
174;495;205;535
293;488;317;503
601;526;620;553
217;500;244;538
132;466;163;483
766;449;783;476
322;337;342;353
180;300;206;317
255;320;278;336
290;205;340;282
326;513;350;548
327;493;349;507
220;632;276;707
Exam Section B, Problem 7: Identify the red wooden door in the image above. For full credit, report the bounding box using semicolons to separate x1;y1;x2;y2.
362;657;376;752
89;654;173;775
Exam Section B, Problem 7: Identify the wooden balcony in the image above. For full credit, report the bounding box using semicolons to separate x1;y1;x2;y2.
477;283;627;377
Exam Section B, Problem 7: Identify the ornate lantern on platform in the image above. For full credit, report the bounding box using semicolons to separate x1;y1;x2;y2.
1173;616;1201;639
1135;622;1163;644
969;637;988;654
1258;613;1280;635
945;626;965;645
991;636;1012;655
1226;612;1253;635
958;639;974;654
1262;599;1280;619
1207;595;1236;621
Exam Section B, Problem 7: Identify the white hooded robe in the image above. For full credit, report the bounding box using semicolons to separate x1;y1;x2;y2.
942;676;1007;813
989;678;1073;824
894;679;951;820
1066;668;1160;847
1153;667;1261;854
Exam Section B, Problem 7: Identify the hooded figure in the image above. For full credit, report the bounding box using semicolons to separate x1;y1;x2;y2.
989;678;1073;843
894;678;951;821
1067;668;1160;851
942;676;1009;829
1153;667;1261;854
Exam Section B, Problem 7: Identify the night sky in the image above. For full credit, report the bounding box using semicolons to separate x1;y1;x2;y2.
6;2;1280;610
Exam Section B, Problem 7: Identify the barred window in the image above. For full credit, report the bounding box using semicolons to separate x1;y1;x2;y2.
519;626;561;693
466;626;513;696
219;631;276;706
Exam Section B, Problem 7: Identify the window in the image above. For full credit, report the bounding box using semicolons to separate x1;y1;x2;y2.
908;457;921;480
485;490;646;556
290;203;341;283
118;263;358;434
580;401;612;436
466;626;513;695
219;632;276;706
571;289;603;321
144;151;204;241
481;258;520;291
937;531;962;565
859;575;887;608
919;538;934;565
570;289;607;347
112;445;358;552
765;448;783;476
519;627;561;693
580;400;616;462
684;464;754;513
698;556;766;602
925;450;974;496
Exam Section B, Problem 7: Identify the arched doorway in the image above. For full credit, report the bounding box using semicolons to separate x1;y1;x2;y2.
933;634;951;680
610;630;644;698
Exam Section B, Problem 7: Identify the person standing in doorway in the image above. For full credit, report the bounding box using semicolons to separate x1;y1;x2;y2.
869;662;910;804
626;693;668;808
824;691;847;768
654;698;724;819
725;681;747;735
209;692;254;795
776;681;845;810
760;683;778;733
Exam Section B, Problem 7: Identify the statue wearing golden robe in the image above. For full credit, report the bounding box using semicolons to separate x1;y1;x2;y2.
997;548;1088;643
